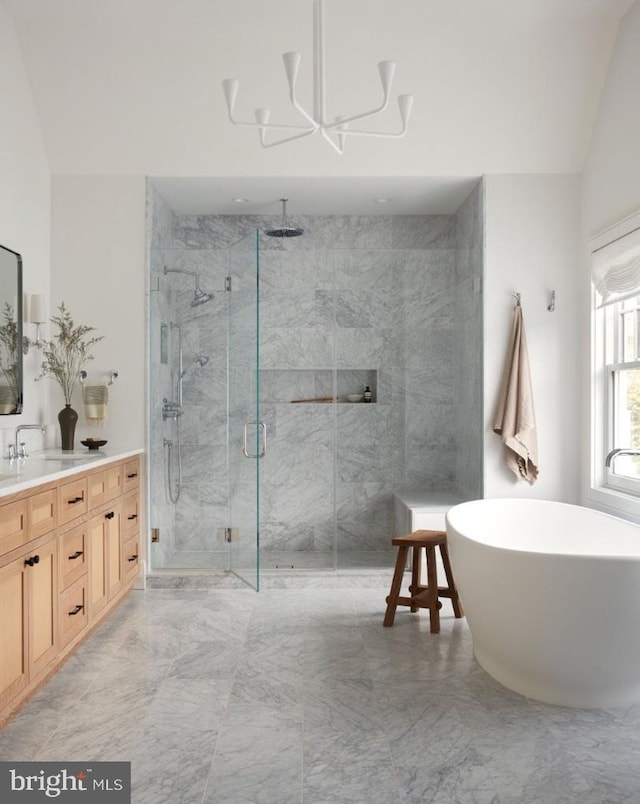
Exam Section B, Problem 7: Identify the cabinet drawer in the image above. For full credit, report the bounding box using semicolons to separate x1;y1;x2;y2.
123;534;140;584
105;465;122;502
60;525;87;590
122;459;140;494
58;478;88;526
122;495;139;536
87;471;107;510
28;490;57;540
0;499;28;555
59;576;88;647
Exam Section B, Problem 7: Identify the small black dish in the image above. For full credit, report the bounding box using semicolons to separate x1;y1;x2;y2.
81;439;108;450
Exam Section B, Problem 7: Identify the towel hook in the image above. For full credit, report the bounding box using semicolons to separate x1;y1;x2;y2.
512;292;521;307
79;370;87;384
108;371;119;386
547;290;556;313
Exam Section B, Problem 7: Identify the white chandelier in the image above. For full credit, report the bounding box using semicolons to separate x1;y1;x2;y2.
222;0;413;154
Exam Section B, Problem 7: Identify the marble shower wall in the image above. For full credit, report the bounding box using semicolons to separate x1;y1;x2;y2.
147;183;176;569
251;214;463;557
454;180;484;500
148;195;484;567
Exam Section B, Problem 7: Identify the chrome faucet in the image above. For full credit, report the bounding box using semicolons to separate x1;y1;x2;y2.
10;424;46;459
605;447;640;470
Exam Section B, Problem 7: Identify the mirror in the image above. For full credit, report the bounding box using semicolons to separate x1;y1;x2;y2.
0;244;23;414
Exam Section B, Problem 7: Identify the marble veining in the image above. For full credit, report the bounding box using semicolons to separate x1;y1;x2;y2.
149;195;484;571
2;586;638;803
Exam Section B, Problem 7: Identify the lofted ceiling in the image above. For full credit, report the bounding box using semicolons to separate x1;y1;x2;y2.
1;0;634;213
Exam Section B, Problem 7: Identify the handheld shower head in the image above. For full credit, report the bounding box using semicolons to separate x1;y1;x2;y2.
191;277;214;307
178;354;210;380
164;266;215;307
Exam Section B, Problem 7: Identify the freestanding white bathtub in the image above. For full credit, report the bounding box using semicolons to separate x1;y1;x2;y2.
446;498;640;708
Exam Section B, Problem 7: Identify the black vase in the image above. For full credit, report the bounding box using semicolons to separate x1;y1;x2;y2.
58;404;78;451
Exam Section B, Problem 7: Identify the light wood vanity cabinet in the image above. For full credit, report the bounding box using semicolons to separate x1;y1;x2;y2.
0;532;58;713
0;453;142;726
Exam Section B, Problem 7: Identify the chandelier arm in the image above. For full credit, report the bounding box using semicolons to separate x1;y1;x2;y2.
290;93;320;130
258;127;318;149
230;117;315;133
319;127;344;155
322;92;391;132
328;125;409;139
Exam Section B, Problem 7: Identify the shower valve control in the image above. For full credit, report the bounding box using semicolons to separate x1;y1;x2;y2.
162;399;183;420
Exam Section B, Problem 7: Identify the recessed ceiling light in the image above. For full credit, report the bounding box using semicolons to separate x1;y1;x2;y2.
375;197;391;204
232;197;249;203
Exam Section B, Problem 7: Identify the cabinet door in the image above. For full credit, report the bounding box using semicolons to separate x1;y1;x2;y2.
27;538;58;680
0;558;28;710
105;505;122;601
87;513;108;619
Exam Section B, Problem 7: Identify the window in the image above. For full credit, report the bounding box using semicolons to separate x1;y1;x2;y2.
591;212;640;498
603;296;640;492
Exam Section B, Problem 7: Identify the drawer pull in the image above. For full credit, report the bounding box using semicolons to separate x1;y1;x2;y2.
24;554;40;567
68;550;84;560
68;495;84;505
127;514;138;521
105;511;115;520
128;554;138;562
127;473;138;479
68;604;84;616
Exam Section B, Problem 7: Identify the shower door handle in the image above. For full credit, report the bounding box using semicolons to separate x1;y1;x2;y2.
242;421;267;458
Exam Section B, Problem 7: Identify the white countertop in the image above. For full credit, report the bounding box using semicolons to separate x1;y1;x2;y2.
0;446;144;499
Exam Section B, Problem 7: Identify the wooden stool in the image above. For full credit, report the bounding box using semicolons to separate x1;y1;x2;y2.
383;530;464;632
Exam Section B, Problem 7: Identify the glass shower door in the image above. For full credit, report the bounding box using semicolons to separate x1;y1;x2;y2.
227;230;261;589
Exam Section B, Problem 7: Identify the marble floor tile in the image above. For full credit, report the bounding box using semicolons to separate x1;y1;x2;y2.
3;585;640;803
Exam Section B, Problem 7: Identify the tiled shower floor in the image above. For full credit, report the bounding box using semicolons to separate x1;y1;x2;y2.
2;586;639;803
160;549;396;571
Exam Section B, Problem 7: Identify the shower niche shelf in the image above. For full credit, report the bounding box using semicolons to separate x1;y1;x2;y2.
261;369;377;404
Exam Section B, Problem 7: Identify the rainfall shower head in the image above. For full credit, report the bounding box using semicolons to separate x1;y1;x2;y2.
164;266;215;307
265;198;304;238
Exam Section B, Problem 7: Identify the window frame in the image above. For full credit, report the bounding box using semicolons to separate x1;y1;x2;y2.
600;291;640;495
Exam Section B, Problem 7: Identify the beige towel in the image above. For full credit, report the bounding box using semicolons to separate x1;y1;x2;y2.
82;380;109;425
493;305;539;484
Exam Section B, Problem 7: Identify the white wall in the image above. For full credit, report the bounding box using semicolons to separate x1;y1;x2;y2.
580;0;640;520
50;176;146;450
582;0;640;237
0;5;50;452
483;175;583;502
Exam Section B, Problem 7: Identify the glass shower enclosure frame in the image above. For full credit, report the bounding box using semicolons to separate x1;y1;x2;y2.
149;229;261;590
